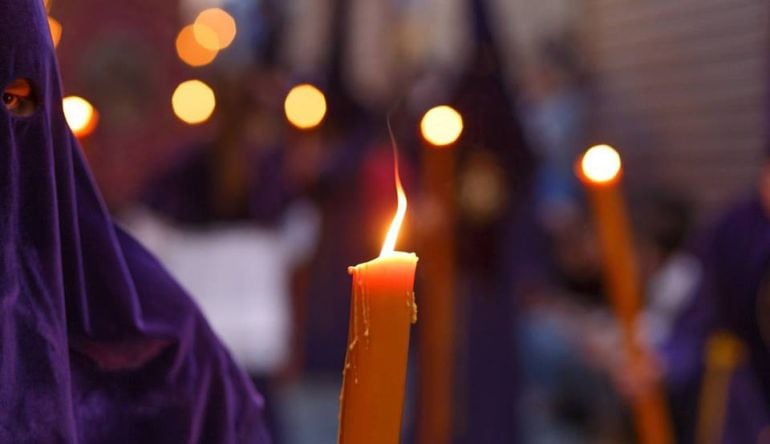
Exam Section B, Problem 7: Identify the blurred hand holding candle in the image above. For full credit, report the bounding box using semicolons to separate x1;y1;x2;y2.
577;144;673;444
338;141;418;444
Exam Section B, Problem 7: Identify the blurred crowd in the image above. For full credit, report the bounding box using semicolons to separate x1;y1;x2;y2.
52;0;770;442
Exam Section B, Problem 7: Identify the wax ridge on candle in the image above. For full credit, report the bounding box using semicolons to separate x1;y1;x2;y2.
342;267;363;386
343;256;418;389
356;271;366;383
363;273;371;340
407;291;418;324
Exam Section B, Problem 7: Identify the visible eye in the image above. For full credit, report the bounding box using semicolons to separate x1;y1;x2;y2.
2;79;36;117
2;93;20;109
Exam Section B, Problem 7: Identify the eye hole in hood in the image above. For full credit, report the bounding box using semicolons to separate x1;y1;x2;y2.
2;78;36;117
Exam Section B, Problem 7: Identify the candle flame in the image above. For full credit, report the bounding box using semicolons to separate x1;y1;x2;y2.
420;105;463;147
284;83;327;130
62;96;98;138
380;124;407;257
580;144;622;184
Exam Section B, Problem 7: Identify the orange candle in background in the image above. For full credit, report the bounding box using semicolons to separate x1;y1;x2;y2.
63;95;99;140
338;149;419;444
415;105;463;444
577;144;673;444
696;331;744;444
578;145;639;325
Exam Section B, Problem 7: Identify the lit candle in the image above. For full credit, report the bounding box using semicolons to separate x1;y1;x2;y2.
577;144;673;444
284;83;327;131
62;95;98;139
415;105;463;444
338;149;418;444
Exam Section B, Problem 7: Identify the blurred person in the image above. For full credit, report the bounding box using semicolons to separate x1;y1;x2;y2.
448;3;549;441
612;166;770;443
0;0;269;441
124;67;318;443
518;206;631;444
626;190;702;443
519;37;589;231
635;190;701;348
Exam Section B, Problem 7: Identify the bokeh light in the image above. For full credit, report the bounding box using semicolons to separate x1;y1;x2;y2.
284;84;327;130
420;105;463;147
62;96;98;138
176;25;218;67
580;144;622;184
48;17;62;48
192;23;220;52
172;80;216;125
194;8;237;50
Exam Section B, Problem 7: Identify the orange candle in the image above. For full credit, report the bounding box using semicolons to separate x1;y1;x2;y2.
696;331;744;444
338;150;418;444
415;105;463;444
578;144;673;444
62;95;99;140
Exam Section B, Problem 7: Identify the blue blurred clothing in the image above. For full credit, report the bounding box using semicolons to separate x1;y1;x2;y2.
522;90;587;213
275;377;341;444
517;308;624;444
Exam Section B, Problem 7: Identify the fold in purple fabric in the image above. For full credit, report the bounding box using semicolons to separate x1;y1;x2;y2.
0;1;269;441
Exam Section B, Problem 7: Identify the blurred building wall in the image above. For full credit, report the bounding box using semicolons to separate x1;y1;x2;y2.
584;0;769;217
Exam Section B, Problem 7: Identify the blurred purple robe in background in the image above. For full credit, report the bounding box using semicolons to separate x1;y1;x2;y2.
0;1;270;441
451;2;545;441
663;197;770;443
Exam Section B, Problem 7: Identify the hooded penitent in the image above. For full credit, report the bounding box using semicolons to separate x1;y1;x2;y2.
0;1;269;442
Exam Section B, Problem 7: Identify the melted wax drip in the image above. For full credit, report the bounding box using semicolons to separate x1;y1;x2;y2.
407;291;418;324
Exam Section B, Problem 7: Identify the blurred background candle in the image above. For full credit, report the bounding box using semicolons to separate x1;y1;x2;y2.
696;331;745;444
63;95;99;140
337;151;418;444
416;104;462;444
577;144;673;444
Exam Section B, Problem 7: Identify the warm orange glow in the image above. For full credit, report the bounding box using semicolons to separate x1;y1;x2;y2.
63;96;98;138
284;84;327;130
195;8;237;50
380;154;407;257
192;23;220;52
176;25;218;67
172;80;216;125
580;144;622;184
420;105;463;147
48;17;62;48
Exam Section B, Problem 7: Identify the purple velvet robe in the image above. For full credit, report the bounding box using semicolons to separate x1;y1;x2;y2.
0;1;270;441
